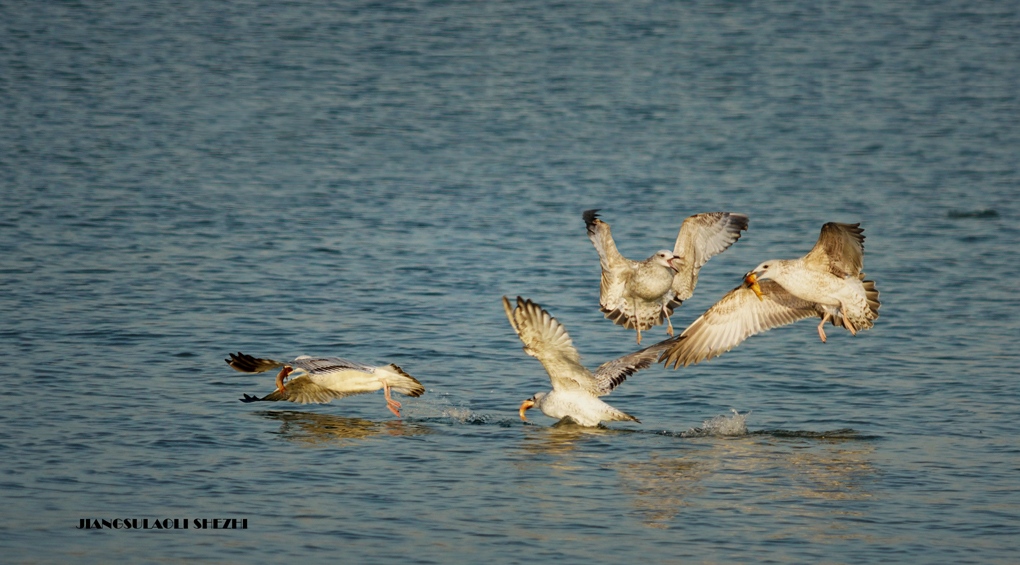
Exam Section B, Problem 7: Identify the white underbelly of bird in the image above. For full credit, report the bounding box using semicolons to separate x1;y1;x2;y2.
529;390;638;427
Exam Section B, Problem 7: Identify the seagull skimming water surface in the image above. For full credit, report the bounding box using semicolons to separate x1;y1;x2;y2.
503;296;673;426
226;352;424;417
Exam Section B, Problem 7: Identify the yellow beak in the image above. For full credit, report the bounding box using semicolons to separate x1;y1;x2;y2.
519;399;535;421
745;272;764;301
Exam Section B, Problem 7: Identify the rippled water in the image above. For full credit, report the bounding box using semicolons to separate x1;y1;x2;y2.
2;0;1018;563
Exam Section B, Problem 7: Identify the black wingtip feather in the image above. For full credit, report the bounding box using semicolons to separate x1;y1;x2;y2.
732;213;750;233
227;351;258;372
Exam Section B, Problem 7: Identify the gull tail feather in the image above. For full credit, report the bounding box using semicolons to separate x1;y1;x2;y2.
381;364;425;397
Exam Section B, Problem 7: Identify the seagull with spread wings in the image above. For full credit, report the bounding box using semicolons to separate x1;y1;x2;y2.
584;209;748;343
503;296;672;426
225;352;424;417
660;222;880;369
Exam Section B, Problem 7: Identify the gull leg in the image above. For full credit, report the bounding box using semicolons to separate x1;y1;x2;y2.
275;366;293;392
842;312;858;336
663;304;674;337
634;299;642;344
383;382;402;418
816;314;830;343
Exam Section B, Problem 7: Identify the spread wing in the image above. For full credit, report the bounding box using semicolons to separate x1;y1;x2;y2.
503;296;595;393
671;212;749;303
287;356;376;375
802;222;865;278
659;280;821;369
225;352;286;373
584;210;637;317
591;339;674;395
239;375;362;404
226;353;377;376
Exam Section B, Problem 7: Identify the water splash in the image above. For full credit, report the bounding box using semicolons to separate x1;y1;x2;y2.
401;393;490;424
681;409;750;438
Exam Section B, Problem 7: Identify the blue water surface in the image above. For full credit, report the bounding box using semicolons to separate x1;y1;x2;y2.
1;1;1018;563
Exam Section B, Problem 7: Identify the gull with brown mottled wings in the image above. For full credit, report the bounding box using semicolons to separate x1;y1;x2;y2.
660;222;880;369
584;209;748;344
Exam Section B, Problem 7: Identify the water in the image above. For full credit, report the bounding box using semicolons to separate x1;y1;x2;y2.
2;0;1019;562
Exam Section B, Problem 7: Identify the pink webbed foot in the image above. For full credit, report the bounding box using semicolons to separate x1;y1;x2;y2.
386;399;402;418
817;313;831;343
383;383;402;418
842;316;858;336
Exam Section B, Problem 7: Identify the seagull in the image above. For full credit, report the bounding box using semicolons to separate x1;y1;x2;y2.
584;209;748;343
503;296;672;427
225;352;425;417
659;222;881;369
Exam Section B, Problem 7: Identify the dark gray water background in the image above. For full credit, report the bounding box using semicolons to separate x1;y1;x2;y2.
2;0;1018;563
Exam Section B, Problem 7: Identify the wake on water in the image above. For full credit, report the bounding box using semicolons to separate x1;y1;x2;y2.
397;395;756;434
253;402;871;444
268;391;864;441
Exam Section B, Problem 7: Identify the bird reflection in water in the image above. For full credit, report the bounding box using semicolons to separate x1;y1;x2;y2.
519;417;637;459
254;410;434;446
615;454;711;528
615;434;877;531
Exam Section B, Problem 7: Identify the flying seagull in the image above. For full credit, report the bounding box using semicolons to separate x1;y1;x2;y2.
225;352;424;417
584;209;748;343
660;222;880;369
503;296;672;426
